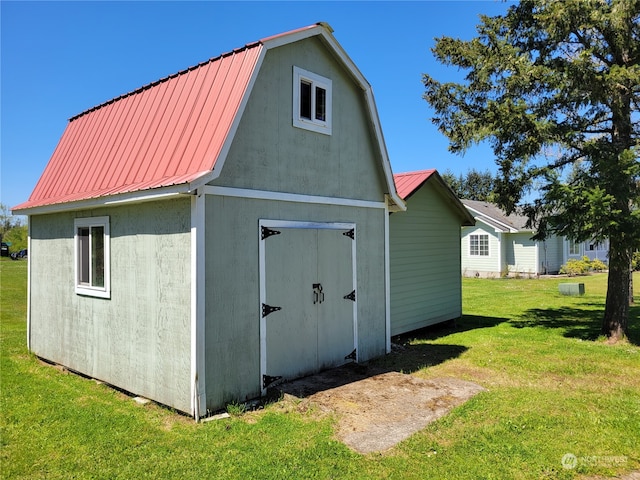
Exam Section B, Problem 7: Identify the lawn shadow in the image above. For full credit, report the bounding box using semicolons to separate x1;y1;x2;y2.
273;315;507;399
513;302;639;345
273;343;469;399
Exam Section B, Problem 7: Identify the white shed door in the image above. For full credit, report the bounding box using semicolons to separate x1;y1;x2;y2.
262;225;355;389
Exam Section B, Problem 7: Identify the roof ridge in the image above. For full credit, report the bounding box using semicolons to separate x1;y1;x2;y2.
69;41;262;122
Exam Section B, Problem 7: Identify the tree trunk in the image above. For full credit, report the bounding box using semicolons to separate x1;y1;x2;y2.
602;238;630;341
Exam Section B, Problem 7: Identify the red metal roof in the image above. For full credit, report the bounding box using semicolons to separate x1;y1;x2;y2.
14;23;405;213
393;170;436;200
14;42;264;211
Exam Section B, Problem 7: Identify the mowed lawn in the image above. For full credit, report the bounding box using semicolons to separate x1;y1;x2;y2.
1;258;639;479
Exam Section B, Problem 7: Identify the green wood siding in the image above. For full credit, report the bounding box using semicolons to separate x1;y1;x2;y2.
211;37;388;201
29;198;192;412
389;184;463;336
203;195;385;410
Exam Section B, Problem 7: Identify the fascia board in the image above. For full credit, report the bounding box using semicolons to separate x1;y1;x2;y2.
13;185;191;216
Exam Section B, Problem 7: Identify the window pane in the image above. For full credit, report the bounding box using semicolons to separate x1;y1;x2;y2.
315;86;326;121
91;226;105;288
78;227;90;284
300;81;311;119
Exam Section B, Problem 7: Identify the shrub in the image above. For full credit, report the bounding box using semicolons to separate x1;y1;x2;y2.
633;251;640;271
559;256;608;276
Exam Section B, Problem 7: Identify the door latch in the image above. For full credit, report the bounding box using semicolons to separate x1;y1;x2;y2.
313;283;324;304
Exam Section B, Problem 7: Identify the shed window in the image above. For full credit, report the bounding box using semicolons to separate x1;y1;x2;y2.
75;217;110;298
293;66;332;135
470;234;489;256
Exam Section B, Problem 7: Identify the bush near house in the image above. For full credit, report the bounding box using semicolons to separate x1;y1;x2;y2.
560;256;608;276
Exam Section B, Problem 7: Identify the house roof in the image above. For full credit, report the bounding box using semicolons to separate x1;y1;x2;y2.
393;170;475;225
461;199;531;233
14;23;403;214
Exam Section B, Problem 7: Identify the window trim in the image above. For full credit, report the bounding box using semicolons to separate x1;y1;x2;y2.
293;66;332;135
469;234;489;256
74;216;110;298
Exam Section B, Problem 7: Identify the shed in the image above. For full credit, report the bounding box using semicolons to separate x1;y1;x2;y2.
13;23;405;418
389;170;474;336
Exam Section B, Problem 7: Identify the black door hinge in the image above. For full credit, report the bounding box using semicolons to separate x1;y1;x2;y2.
261;226;281;240
342;229;355;240
262;303;282;317
263;374;283;389
343;290;356;302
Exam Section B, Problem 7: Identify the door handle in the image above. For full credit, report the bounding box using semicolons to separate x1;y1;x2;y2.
313;283;324;304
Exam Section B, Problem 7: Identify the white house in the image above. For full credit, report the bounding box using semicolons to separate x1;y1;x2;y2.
461;200;609;277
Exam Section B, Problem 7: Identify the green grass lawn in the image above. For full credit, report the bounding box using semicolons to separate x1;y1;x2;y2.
2;258;639;479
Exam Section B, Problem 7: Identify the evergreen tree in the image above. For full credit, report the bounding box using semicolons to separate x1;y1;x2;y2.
424;0;639;340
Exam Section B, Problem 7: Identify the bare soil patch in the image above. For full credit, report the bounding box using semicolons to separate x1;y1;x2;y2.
274;362;485;454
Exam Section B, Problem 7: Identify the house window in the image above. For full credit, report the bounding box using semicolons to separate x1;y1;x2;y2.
470;234;489;256
293;66;332;135
74;216;110;298
569;240;581;256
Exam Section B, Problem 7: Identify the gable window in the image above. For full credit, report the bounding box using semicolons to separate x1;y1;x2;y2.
293;66;332;135
74;216;110;298
470;234;489;256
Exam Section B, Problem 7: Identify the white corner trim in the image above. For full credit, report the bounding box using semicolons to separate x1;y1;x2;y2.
203;185;385;209
26;218;32;351
384;198;391;354
190;192;206;419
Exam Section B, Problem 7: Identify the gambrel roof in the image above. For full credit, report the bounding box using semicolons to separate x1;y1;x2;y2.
14;23;403;213
393;170;474;225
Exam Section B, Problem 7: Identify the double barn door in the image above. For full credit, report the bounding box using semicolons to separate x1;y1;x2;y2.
260;221;357;392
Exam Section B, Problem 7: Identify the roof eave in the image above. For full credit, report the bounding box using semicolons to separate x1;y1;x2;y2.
12;184;193;216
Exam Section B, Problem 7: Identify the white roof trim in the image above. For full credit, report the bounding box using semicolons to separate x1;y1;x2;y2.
465;205;518;233
13;185;191;216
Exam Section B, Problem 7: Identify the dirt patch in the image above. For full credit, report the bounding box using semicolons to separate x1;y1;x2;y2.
274;363;485;454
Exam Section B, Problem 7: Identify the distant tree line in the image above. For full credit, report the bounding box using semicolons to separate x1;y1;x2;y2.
0;203;27;252
441;168;497;202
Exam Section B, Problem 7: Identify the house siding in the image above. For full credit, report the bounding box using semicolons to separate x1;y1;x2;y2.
203;195;386;410
389;185;462;335
506;232;537;274
541;236;564;274
461;224;501;276
28;198;192;412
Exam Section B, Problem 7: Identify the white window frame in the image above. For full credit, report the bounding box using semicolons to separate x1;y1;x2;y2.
293;66;332;135
470;234;489;256
74;216;110;298
569;239;581;256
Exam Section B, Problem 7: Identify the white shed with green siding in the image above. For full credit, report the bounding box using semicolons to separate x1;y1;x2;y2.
390;170;475;336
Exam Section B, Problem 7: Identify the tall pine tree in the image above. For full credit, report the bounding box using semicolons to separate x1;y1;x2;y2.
424;0;639;340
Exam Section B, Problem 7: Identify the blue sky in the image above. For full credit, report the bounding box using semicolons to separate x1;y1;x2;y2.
1;1;512;210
